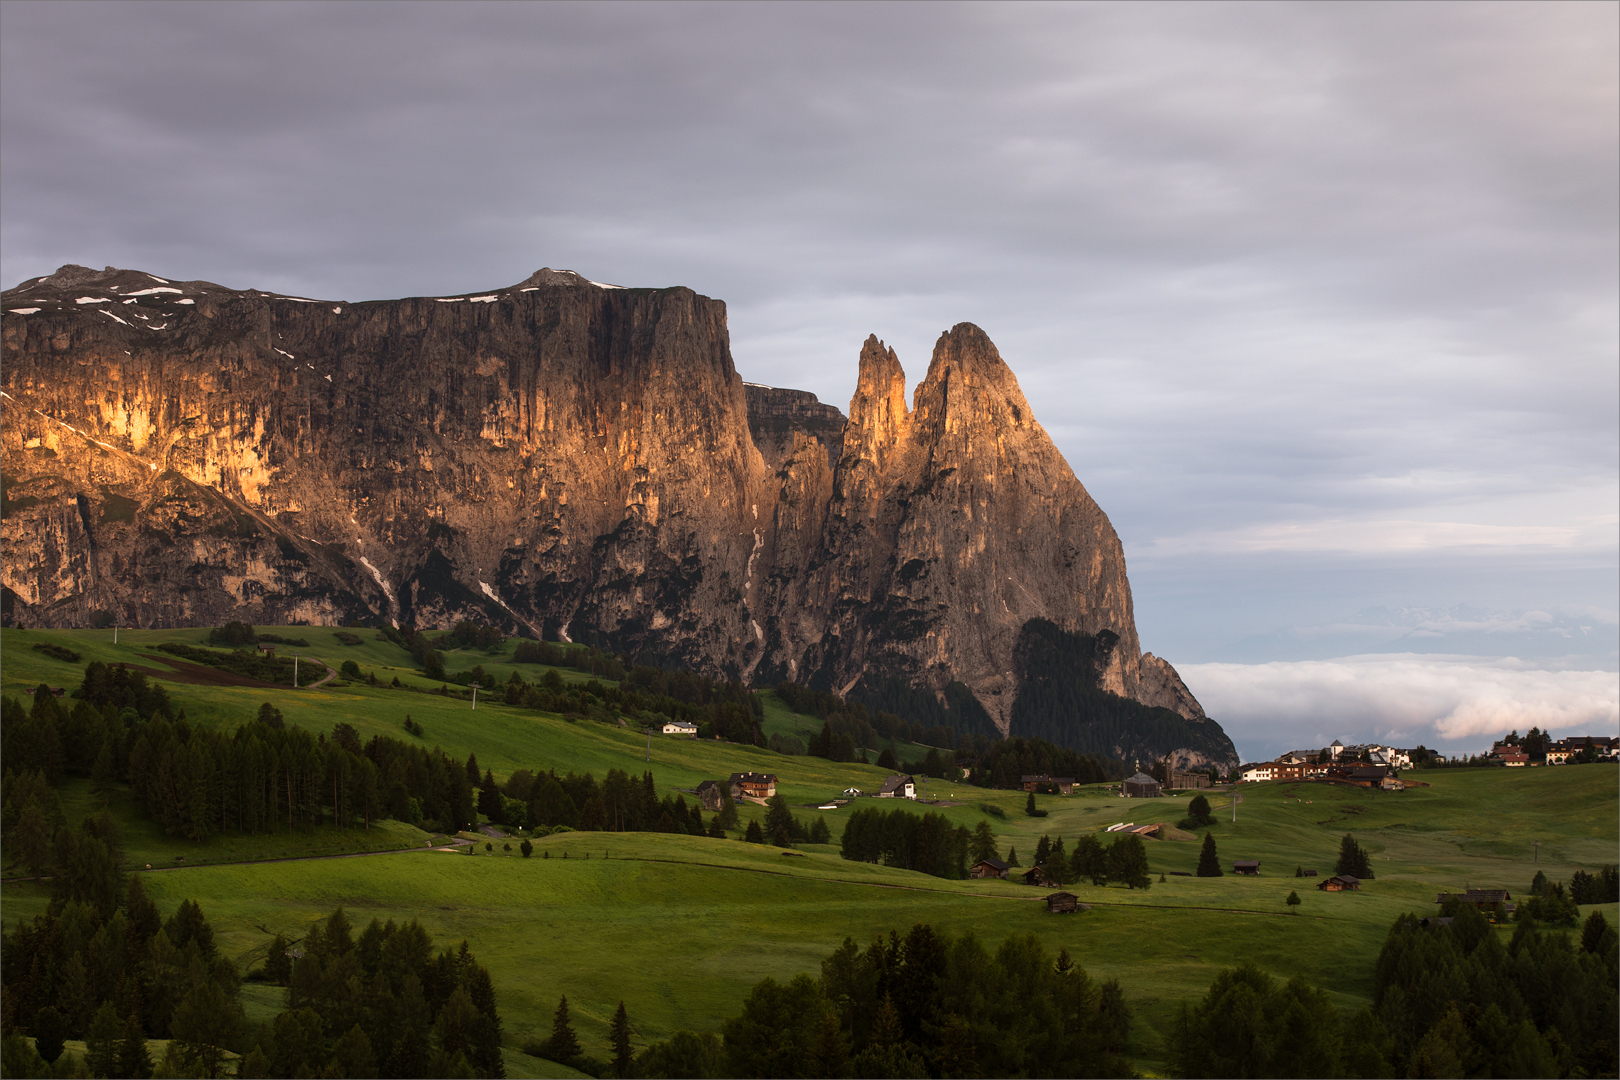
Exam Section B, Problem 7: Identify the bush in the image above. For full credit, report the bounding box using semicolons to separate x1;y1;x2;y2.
31;642;81;663
979;802;1006;819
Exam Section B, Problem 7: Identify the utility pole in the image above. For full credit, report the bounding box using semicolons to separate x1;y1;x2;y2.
294;655;299;687
471;685;478;710
1533;840;1542;864
114;622;119;645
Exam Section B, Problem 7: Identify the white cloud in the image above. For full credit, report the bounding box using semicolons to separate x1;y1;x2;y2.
1143;513;1618;558
1181;653;1619;761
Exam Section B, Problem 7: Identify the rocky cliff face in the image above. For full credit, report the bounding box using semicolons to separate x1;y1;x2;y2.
2;263;1234;767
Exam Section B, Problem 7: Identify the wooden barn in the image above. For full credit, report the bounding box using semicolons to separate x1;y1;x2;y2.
1318;875;1361;891
970;858;1010;880
1046;892;1081;914
1022;867;1056;887
1233;860;1261;876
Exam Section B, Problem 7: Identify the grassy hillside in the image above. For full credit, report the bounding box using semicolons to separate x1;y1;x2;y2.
4;626;1616;1075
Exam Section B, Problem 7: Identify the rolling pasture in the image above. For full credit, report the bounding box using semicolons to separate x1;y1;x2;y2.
4;626;1616;1076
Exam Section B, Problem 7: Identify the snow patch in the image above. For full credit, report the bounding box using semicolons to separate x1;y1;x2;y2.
75;296;110;304
358;556;397;609
467;295;498;303
146;322;168;331
332;306;342;314
323;374;332;382
271;296;320;303
99;310;130;326
145;274;169;283
434;298;465;303
7;308;40;315
124;287;183;296
123;299;138;304
588;280;627;290
519;287;539;292
176;298;195;305
274;348;294;359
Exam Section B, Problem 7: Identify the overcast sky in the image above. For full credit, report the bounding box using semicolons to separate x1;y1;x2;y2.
4;1;1615;760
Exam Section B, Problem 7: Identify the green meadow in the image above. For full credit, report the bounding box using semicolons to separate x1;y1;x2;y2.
3;626;1616;1075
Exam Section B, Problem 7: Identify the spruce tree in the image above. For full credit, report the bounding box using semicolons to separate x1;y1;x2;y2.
85;1001;122;1078
744;819;764;843
1197;832;1223;877
547;996;581;1061
1336;834;1374;879
611;1001;632;1077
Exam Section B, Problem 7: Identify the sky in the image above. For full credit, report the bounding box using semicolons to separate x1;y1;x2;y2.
3;1;1615;762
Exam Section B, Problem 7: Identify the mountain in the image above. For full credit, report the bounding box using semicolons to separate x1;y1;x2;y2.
1;263;1237;770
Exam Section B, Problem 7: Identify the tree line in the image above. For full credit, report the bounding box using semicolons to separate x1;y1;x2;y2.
623;923;1134;1078
1170;901;1619;1077
2;856;505;1080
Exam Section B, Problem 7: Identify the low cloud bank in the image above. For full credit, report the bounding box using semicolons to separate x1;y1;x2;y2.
1180;654;1619;763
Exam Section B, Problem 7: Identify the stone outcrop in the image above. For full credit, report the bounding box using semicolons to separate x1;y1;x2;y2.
2;263;1232;766
743;385;845;471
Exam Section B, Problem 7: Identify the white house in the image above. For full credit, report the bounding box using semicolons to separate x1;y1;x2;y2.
1240;763;1273;783
878;774;916;799
661;721;699;737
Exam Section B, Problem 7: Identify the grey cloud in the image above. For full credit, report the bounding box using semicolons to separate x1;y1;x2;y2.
3;1;1613;690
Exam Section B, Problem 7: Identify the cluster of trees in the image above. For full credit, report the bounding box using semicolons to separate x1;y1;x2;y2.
2;816;244;1079
1171;900;1619;1078
493;764;721;835
960;736;1120;790
511;639;627;680
1519;867;1617;926
776;681;963;753
1035;833;1152;890
632;924;1134;1078
1335;834;1375;879
484;661;763;744
1568;864;1619;905
839;806;973;879
206;622;308;648
249;908;505;1078
1178;794;1216;830
157;642;321;686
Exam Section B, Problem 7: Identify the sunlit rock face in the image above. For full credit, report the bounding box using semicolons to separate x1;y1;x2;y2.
2;264;1212;746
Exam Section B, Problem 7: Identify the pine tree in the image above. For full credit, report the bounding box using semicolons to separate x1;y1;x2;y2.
970;820;999;863
117;1010;154;1080
1007;845;1020;867
1336;834;1374;879
744;819;764;843
1197;832;1222;877
546;996;581;1061
85;1001;122;1078
611;1001;632;1077
33;1006;66;1064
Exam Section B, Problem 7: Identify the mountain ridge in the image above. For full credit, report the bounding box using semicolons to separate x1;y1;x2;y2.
1;263;1237;770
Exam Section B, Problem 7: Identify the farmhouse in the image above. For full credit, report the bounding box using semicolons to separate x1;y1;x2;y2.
1046;892;1081;914
1121;772;1162;798
878;774;916;799
694;780;728;812
969;858;1010;880
661;720;699;737
22;686;65;698
1233;860;1261;876
1488;745;1529;767
728;772;777;799
1318;875;1361;891
1022;867;1056;887
1171;771;1211;789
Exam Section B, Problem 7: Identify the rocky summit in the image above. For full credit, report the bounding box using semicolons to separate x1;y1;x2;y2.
1;264;1236;769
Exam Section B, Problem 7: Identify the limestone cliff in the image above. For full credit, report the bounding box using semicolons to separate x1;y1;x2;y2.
2;263;1235;768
